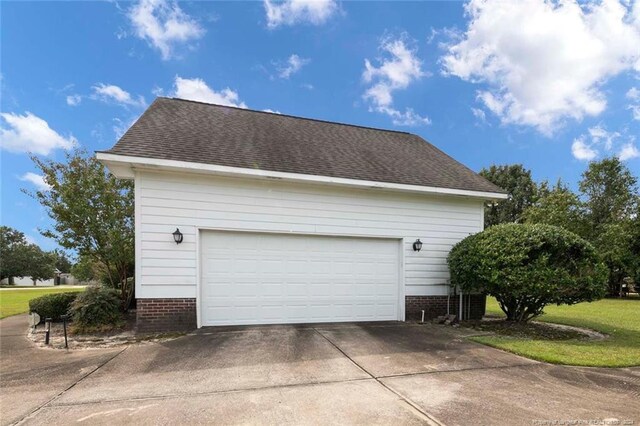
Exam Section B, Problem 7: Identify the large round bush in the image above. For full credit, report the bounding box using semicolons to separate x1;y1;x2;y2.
29;292;78;321
69;285;122;332
448;223;607;322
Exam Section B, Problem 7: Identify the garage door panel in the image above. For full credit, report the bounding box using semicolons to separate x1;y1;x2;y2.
262;284;285;296
286;284;308;296
200;231;400;326
333;284;355;296
205;285;234;297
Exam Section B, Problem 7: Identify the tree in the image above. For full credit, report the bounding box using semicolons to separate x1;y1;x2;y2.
25;246;56;284
0;226;55;284
448;224;607;322
52;249;72;273
594;222;638;296
1;226;31;283
29;150;134;309
522;179;586;237
578;158;639;295
479;164;538;228
71;254;103;282
630;208;640;288
579;157;639;236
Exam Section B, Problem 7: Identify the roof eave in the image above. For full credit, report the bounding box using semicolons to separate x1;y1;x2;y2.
96;152;508;201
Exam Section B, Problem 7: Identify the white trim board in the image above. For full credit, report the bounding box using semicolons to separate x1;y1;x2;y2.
134;172;142;301
97;152;507;201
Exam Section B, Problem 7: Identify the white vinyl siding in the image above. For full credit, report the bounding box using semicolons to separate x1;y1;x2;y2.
135;170;484;299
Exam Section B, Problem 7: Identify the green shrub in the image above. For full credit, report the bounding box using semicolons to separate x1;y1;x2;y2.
29;292;78;321
69;286;122;333
448;223;607;322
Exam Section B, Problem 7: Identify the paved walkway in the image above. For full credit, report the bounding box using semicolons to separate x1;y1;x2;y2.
1;315;638;425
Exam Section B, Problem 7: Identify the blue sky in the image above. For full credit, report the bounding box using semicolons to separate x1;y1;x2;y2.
1;0;639;252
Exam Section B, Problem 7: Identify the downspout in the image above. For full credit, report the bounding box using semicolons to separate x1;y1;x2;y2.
446;280;452;316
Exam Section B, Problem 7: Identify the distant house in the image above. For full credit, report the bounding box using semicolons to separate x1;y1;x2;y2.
1;276;56;286
1;272;88;286
58;273;83;285
97;97;506;332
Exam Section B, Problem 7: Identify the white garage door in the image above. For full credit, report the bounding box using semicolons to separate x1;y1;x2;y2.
200;231;400;326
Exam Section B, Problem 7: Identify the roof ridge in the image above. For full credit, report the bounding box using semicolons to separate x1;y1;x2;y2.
159;97;413;136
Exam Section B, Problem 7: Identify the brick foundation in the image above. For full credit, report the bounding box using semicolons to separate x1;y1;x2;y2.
405;294;486;321
136;298;197;332
136;295;485;331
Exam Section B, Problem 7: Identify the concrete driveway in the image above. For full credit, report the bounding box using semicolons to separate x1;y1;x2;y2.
1;315;638;426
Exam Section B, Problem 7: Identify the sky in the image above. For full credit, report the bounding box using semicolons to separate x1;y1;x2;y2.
1;0;640;252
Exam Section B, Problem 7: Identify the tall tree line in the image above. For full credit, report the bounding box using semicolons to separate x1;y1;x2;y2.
480;158;640;296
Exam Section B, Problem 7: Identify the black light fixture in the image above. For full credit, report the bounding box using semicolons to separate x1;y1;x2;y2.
413;238;423;252
172;228;183;244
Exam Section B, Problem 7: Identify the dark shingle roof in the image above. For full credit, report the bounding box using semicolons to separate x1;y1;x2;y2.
103;97;504;194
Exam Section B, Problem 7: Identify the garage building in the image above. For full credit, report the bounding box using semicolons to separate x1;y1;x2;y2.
97;97;506;331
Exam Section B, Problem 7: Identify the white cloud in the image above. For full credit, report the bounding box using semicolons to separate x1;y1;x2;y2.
571;125;639;161
172;76;247;108
378;107;431;126
92;84;146;108
363;36;425;106
19;172;51;191
619;143;640;161
66;94;81;106
277;54;310;79
442;0;640;135
0;112;76;155
128;0;205;60
627;87;640;120
471;107;487;123
588;125;620;151
151;85;165;96
113;116;140;140
264;0;338;28
362;34;430;126
262;109;282;114
571;137;599;161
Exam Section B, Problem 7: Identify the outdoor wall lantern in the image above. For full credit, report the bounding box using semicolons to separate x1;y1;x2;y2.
413;239;423;252
172;228;184;244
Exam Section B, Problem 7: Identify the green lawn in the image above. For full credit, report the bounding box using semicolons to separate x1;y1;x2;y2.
0;287;84;319
470;296;640;367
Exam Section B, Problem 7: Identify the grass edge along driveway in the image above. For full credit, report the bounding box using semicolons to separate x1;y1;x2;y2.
470;296;640;368
0;287;84;319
